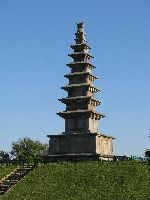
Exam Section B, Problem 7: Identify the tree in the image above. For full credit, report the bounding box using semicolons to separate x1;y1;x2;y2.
10;137;48;163
0;151;10;162
145;149;150;161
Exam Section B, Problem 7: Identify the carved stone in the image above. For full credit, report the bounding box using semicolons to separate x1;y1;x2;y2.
46;22;115;161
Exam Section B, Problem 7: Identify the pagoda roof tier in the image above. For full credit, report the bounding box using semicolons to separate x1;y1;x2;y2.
57;110;105;120
66;61;96;69
64;72;98;81
61;83;100;93
70;43;91;50
75;40;87;44
100;133;115;140
75;32;86;36
58;96;101;106
68;52;94;60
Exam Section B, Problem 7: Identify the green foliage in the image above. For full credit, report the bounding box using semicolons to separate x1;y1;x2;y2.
10;137;48;162
1;161;150;200
145;149;150;160
0;151;10;162
0;166;16;180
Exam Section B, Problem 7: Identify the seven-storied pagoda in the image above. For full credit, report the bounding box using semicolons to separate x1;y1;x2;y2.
46;22;114;161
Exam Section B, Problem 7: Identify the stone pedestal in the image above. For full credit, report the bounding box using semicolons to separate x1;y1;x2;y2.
47;133;114;161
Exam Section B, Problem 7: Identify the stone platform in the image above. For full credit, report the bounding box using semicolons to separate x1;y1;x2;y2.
44;154;112;163
44;153;114;163
46;133;114;162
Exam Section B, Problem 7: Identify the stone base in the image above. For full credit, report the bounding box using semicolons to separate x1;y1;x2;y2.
46;133;114;162
43;153;114;163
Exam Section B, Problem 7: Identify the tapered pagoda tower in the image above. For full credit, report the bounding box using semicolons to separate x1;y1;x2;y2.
46;22;114;161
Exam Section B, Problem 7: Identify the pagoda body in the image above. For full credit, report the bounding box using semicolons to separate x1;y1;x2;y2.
46;23;114;161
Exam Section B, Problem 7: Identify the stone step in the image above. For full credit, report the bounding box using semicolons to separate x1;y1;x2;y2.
1;185;10;189
1;179;19;184
0;165;35;195
3;180;18;184
0;185;9;190
16;170;31;173
9;173;25;177
6;176;21;180
0;191;6;195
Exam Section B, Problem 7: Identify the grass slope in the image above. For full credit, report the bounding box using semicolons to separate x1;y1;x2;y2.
1;161;150;200
0;166;16;180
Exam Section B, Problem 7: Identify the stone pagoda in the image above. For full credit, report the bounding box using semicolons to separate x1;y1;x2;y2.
46;22;114;161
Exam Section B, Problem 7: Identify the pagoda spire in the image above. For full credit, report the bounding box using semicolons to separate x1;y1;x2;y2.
57;22;105;135
75;22;87;44
69;22;93;63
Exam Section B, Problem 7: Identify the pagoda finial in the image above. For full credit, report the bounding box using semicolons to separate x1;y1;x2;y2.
75;22;86;44
76;22;85;33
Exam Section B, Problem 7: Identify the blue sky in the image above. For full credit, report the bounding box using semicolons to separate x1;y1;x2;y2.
0;0;150;156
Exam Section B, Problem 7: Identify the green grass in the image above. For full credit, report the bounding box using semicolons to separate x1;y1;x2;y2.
0;165;16;180
1;161;150;200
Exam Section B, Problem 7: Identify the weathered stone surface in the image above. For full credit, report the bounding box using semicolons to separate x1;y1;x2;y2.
48;133;113;157
46;22;114;161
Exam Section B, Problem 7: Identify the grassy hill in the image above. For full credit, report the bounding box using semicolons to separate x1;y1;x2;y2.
0;165;16;180
1;161;150;200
